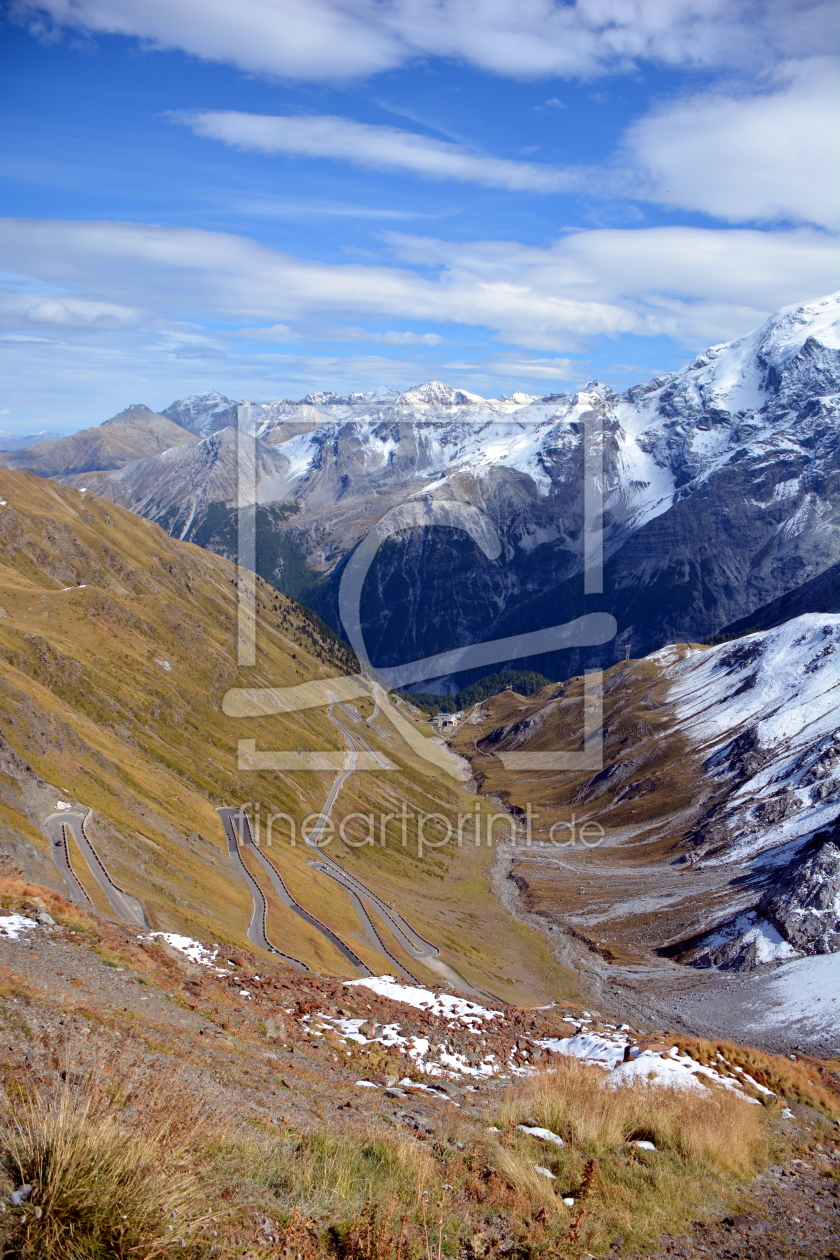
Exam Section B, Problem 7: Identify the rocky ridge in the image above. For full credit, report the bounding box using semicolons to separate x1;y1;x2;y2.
0;405;196;477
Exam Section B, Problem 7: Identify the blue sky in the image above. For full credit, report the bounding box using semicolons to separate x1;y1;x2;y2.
1;0;838;431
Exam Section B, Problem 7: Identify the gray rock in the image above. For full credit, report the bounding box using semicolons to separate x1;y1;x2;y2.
761;833;840;953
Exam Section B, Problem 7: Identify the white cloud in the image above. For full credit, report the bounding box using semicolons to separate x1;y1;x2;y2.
234;323;294;342
1;218;836;359
177;60;838;225
18;0;836;81
382;227;839;344
18;0;400;81
176;110;583;192
233;322;443;344
626;57;840;229
331;328;445;345
23;297;137;326
482;356;578;378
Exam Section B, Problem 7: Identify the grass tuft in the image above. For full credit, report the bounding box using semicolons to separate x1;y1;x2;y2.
0;1076;209;1260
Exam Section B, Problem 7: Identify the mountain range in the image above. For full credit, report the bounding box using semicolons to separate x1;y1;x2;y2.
0;404;196;476
5;290;833;693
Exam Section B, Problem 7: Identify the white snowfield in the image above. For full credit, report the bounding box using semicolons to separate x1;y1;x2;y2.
731;952;840;1047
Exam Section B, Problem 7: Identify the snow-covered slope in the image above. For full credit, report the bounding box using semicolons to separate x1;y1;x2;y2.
660;615;840;970
665;616;840;868
454;613;839;975
162;390;239;438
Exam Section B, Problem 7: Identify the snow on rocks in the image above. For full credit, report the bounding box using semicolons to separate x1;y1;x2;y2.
0;914;37;939
686;911;800;970
307;1007;498;1080
538;1023;770;1100
536;1031;633;1070
517;1125;566;1147
144;932;228;971
344;975;502;1026
290;976;779;1099
667;616;840;869
607;1050;710;1093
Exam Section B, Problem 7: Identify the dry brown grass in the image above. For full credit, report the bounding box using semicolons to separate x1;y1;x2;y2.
498;1056;763;1173
0;1073;212;1259
484;1059;767;1254
0;877;97;936
670;1034;840;1118
0;1042;775;1260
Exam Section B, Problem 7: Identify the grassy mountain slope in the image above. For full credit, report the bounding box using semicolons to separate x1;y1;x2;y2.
0;405;196;476
4;882;837;1260
0;468;570;1005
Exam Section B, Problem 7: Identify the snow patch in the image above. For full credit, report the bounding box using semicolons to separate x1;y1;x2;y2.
145;932;226;970
344;975;502;1026
0;914;37;939
517;1125;565;1147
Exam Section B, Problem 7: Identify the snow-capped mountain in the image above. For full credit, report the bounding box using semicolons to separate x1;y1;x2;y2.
54;292;840;684
162;389;239;438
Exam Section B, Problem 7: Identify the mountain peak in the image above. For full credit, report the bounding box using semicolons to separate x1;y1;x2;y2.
163;391;239;438
398;380;486;406
101;404;169;428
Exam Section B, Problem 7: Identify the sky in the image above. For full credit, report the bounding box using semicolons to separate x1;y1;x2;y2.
1;0;838;432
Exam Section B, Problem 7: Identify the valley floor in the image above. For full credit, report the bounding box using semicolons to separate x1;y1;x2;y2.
491;842;840;1060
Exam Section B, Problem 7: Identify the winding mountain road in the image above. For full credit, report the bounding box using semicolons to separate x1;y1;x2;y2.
217;806;366;973
300;697;440;977
43;808;145;925
217;690;452;985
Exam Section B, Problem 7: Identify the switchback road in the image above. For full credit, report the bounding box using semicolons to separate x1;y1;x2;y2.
218;806;367;972
217;690;450;985
43;809;145;925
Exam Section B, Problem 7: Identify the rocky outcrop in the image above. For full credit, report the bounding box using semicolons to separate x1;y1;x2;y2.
674;819;840;970
761;828;840;955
